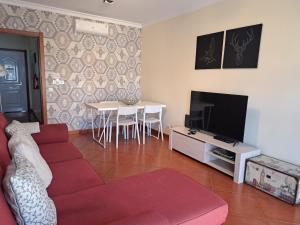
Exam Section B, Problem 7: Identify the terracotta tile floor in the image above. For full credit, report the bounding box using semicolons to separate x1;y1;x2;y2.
69;133;300;225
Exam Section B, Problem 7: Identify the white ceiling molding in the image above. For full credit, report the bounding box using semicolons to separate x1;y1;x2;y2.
0;0;142;28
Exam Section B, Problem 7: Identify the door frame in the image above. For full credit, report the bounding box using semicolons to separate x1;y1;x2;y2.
0;28;47;124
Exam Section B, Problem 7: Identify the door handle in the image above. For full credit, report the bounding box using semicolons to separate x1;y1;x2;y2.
8;86;20;90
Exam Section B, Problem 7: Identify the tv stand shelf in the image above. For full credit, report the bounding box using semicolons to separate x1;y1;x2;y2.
169;127;261;183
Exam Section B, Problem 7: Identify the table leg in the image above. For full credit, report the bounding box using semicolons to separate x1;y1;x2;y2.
93;110;112;149
91;108;95;139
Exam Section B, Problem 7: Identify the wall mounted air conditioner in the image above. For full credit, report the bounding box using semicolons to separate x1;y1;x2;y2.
75;19;109;35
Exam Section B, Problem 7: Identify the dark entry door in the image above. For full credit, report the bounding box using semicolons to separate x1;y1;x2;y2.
0;49;28;112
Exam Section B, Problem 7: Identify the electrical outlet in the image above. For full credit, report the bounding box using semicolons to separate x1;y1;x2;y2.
53;79;64;85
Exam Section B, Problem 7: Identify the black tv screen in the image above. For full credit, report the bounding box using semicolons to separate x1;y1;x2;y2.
189;91;248;142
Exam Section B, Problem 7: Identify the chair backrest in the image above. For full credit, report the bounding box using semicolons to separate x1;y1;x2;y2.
144;105;163;114
118;106;138;116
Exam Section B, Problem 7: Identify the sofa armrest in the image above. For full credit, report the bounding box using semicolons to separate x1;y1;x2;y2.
107;211;169;225
31;124;69;145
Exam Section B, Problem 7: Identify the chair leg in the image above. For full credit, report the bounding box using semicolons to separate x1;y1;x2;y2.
132;124;136;139
123;126;126;139
106;121;109;142
109;122;112;143
136;122;140;145
160;121;164;141
97;115;101;138
147;124;149;135
127;125;129;139
116;125;119;149
143;121;146;145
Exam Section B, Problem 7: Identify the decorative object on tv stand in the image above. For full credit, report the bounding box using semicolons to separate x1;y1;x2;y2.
195;31;224;69
223;24;263;68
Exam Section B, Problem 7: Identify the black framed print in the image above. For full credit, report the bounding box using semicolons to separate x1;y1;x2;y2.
223;24;263;68
195;31;224;69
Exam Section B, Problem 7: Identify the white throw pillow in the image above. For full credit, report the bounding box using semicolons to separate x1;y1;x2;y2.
2;153;57;225
5;120;40;136
8;133;53;187
8;131;40;153
22;122;40;134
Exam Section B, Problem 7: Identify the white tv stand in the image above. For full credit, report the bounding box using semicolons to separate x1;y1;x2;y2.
169;127;261;183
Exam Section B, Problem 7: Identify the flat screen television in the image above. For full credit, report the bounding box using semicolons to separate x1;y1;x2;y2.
189;91;248;142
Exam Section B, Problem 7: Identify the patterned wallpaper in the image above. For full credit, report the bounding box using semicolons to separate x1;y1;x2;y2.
0;3;142;130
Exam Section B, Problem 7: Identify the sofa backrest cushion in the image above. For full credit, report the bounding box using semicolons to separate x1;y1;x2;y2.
0;113;8;130
32;124;69;145
0;167;17;225
0;113;10;171
0;130;10;171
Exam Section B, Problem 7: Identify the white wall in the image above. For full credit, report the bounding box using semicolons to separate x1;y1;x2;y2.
141;0;300;165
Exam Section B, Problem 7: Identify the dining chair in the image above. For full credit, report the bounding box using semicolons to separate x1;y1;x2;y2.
139;105;163;144
115;106;140;149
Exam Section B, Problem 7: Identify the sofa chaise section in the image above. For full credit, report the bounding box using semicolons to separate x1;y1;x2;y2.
0;113;228;225
52;169;228;225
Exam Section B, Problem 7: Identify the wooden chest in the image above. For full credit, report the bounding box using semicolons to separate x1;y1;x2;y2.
245;155;300;205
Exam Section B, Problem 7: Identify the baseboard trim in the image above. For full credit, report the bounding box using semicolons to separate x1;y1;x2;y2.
69;129;93;135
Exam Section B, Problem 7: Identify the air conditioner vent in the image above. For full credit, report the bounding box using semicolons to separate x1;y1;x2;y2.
75;19;108;35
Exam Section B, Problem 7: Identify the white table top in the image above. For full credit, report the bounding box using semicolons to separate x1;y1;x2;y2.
86;101;166;111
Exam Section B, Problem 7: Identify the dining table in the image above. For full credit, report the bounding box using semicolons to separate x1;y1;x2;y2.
85;101;166;148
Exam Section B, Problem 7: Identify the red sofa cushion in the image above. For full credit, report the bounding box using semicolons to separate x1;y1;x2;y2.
107;211;169;225
47;159;104;197
32;124;69;145
39;142;82;163
106;169;228;225
52;169;228;225
53;186;128;225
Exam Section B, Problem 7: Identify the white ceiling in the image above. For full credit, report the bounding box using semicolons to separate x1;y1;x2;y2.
20;0;222;26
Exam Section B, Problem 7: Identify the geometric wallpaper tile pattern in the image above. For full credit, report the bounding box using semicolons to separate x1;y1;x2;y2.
0;3;142;130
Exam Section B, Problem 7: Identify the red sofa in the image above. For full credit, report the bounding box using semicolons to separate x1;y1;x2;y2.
0;114;228;225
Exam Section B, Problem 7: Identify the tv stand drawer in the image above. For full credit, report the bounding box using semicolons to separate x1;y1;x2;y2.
172;131;206;162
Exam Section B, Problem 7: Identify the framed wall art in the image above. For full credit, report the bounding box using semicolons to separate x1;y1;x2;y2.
195;31;224;69
223;24;263;68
